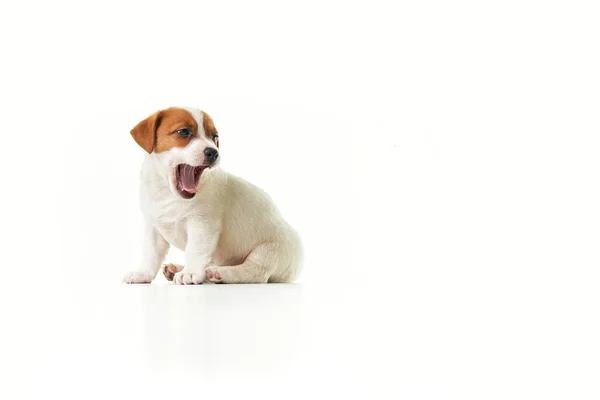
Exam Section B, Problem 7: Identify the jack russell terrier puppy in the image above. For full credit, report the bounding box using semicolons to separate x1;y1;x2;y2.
122;107;303;284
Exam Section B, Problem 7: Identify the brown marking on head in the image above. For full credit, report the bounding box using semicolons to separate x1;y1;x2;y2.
202;111;219;148
130;107;201;153
154;108;199;153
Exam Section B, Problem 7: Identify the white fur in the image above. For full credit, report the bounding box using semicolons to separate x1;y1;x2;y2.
123;108;303;284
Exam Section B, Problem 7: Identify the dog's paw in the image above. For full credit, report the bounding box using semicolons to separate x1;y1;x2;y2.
173;271;204;285
162;263;184;281
204;266;223;283
122;271;154;284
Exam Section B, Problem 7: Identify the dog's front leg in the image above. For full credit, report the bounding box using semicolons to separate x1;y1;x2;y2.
123;219;170;284
173;219;219;285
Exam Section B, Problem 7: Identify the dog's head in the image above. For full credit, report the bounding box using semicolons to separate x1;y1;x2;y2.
131;107;220;199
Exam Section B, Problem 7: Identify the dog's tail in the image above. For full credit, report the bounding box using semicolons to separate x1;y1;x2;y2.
162;263;183;281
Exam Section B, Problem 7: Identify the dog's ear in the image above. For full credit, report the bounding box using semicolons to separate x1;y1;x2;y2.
130;111;162;153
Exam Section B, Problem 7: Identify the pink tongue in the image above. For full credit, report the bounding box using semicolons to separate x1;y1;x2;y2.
180;165;199;193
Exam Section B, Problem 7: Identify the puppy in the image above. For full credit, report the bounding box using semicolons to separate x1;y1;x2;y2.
122;107;302;284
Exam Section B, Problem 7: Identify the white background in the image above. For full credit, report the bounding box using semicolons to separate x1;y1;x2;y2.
1;0;599;399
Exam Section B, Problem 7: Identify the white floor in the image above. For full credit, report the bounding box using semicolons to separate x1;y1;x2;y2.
3;270;599;400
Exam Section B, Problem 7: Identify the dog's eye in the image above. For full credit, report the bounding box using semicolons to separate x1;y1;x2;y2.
212;134;219;143
176;128;191;137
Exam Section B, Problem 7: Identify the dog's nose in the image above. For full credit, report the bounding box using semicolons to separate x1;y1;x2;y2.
204;147;219;164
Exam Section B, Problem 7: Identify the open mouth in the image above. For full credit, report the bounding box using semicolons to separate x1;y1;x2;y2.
175;164;208;199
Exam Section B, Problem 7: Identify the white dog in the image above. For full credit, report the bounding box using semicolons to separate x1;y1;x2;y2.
122;107;302;284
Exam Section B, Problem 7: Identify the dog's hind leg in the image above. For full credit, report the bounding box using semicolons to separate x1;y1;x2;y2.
205;263;268;283
205;242;297;284
162;263;184;281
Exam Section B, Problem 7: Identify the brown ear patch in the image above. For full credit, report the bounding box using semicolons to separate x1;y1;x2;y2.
130;111;162;153
202;112;219;147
